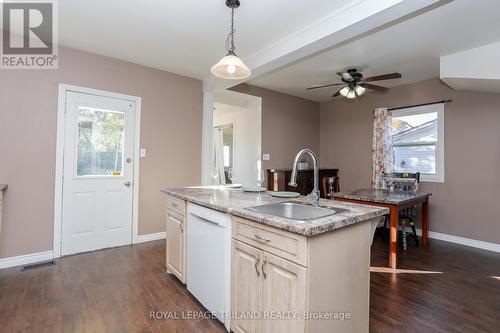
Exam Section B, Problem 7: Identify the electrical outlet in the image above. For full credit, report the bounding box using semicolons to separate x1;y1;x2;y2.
140;148;146;157
262;153;271;161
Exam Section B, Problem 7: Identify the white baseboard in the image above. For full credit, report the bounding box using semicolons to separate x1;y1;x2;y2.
2;230;497;270
0;250;54;270
1;232;165;270
136;231;166;244
415;228;500;253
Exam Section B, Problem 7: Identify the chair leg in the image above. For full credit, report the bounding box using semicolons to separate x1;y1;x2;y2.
382;216;389;243
401;223;407;251
410;221;419;247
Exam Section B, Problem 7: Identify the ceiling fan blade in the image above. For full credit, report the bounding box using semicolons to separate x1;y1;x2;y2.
363;73;401;82
332;89;341;97
360;83;389;92
306;83;344;90
337;72;354;81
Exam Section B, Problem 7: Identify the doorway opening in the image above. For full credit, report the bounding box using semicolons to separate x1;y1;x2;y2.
212;91;262;187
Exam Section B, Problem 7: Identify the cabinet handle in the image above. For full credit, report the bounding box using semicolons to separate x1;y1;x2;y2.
255;257;260;277
254;234;271;243
262;259;267;279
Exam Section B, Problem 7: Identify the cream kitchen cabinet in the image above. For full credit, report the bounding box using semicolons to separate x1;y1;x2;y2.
261;251;307;333
231;216;374;333
165;195;186;283
232;239;307;333
232;240;264;333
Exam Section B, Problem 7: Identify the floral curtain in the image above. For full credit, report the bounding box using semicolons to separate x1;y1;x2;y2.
371;107;393;189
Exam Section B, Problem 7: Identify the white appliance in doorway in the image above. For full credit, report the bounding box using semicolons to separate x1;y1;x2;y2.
60;90;138;256
186;203;232;331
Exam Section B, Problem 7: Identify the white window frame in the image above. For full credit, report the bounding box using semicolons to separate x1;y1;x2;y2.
392;103;445;183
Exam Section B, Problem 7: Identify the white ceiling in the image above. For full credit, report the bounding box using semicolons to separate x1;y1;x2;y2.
59;0;353;80
248;0;500;102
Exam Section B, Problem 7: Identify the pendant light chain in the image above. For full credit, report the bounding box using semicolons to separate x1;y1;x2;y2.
225;8;236;55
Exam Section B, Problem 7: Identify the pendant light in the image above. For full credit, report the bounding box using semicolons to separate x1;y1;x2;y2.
211;0;251;80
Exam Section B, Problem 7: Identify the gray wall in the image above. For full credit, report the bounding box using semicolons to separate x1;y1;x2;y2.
320;78;500;244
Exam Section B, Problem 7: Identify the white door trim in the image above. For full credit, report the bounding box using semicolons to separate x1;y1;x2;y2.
54;84;142;258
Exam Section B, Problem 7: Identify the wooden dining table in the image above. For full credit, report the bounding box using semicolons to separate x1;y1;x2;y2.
330;188;431;269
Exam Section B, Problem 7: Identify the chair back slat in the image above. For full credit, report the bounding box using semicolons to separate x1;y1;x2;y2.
382;172;420;193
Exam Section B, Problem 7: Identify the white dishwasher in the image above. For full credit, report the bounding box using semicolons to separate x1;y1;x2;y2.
186;203;232;331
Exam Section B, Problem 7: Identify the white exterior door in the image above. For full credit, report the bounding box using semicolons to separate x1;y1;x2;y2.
61;91;136;256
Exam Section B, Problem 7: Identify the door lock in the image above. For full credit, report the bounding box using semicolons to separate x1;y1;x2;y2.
125;157;132;163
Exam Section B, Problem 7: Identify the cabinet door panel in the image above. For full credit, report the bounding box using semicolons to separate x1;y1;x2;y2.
262;252;307;333
166;210;184;281
232;240;263;333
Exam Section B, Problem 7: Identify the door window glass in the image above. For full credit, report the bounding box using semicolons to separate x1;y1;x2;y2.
77;107;125;176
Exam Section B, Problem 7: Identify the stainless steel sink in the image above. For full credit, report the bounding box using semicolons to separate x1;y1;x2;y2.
246;202;347;221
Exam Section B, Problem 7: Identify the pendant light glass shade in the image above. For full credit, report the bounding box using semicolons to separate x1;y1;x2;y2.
339;86;350;97
346;89;356;99
355;85;366;96
211;53;251;80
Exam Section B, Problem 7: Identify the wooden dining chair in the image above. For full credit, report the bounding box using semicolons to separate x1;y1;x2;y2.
381;172;420;250
321;176;340;198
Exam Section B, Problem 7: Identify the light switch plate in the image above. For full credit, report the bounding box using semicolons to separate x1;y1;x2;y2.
140;148;146;157
262;153;271;161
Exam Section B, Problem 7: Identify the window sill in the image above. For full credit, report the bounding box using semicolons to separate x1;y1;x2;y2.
420;174;444;183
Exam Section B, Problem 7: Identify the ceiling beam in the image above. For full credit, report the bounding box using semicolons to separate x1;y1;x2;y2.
204;0;445;92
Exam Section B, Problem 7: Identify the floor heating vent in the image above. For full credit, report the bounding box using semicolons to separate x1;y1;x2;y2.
21;260;56;271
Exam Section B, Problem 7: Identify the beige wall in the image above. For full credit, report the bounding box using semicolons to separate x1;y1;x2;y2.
320;78;500;244
0;46;203;258
231;84;320;170
4;47;495;258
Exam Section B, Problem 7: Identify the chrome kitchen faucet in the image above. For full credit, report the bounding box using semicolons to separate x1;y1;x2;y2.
289;148;320;207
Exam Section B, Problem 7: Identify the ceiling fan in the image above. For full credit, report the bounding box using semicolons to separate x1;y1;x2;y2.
307;68;401;99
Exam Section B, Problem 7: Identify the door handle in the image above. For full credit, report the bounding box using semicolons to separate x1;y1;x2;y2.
262;258;267;279
255;257;260;277
254;234;271;243
124;181;131;187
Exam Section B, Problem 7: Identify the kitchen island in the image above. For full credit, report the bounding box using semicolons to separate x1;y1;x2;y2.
161;187;388;333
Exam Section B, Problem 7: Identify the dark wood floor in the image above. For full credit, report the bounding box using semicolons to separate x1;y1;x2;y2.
370;236;500;332
0;236;499;333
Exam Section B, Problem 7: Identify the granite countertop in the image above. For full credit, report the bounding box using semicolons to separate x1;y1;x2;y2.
331;188;431;205
161;187;388;237
0;184;7;191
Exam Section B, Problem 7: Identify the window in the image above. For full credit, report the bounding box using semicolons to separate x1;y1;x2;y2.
77;107;125;177
391;103;444;182
223;145;231;167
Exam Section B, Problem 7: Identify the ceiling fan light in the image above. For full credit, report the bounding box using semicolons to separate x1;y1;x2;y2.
355;85;366;96
346;89;356;99
339;86;350;97
211;53;251;80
